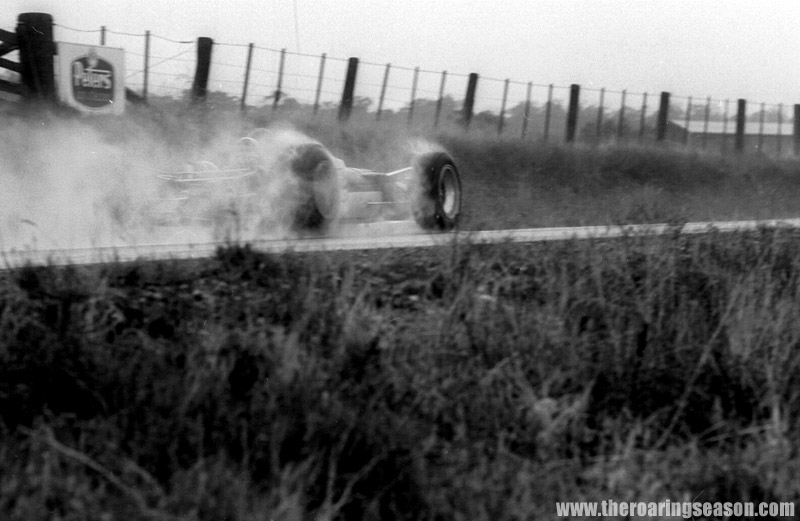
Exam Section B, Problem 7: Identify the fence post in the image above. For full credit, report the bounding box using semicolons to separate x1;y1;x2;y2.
757;102;765;153
377;63;390;121
338;57;358;122
191;36;213;104
703;97;711;149
794;104;800;156
462;73;478;128
721;99;729;153
17;12;56;103
498;79;509;135
735;98;746;153
595;87;605;141
434;70;447;128
143;30;151;101
638;93;648;143
777;103;783;157
408;66;419;126
100;25;106;46
240;43;254;112
543;84;553;142
313;53;326;115
565;84;580;143
273;48;286;111
656;91;670;142
683;96;692;145
617;89;627;141
521;81;532;139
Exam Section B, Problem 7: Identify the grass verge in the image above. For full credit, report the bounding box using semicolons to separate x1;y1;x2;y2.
2;228;800;519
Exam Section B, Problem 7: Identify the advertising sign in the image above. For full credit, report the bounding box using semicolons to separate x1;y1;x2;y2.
55;42;125;114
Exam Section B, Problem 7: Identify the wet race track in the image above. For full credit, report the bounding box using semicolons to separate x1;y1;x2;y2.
4;218;800;269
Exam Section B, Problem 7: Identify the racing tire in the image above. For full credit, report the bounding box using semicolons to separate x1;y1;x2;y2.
412;152;462;231
288;143;341;231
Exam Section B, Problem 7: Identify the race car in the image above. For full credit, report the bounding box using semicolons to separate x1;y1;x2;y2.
149;128;462;238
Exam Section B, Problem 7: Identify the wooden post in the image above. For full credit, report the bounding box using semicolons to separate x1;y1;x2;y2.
595;87;605;141
462;72;478;128
143;30;151;101
17;12;56;102
313;53;326;115
735;98;746;153
273;48;286;111
521;81;532;139
683;96;692;145
240;43;254;112
543;84;553;142
703;97;711;149
721;99;730;153
191;36;213;104
565;84;580;143
777;103;783;157
757;102;765;152
338;57;359;122
639;93;648;143
794;104;800;156
498;78;509;135
377;63;390;121
617;89;627;141
408;66;419;126
100;26;106;46
656;91;670;142
434;70;447;128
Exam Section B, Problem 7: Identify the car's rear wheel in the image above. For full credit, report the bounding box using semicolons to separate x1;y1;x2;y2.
412;152;462;230
288;143;340;231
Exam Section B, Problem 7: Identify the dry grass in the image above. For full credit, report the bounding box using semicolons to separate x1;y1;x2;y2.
2;229;800;519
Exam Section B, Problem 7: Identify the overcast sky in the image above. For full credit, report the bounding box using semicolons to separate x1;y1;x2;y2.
6;0;800;108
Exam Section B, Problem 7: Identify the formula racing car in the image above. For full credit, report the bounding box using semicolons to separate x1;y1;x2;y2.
148;128;462;238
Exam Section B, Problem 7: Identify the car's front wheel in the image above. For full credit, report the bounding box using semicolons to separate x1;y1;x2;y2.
412;152;462;230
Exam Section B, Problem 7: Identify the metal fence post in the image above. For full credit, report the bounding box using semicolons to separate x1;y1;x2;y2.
565;84;580;143
462;72;478;128
377;63;390;121
240;43;254;112
735;98;746;153
617;89;627;141
100;25;106;46
313;53;326;115
338;57;359;122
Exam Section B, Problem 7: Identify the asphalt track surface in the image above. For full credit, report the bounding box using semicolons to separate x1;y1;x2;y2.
4;218;800;269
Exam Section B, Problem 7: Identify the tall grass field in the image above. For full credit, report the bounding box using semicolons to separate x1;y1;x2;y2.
2;104;800;519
